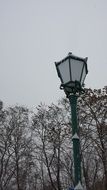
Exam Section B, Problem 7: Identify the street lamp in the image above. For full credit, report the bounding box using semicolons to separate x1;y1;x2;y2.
55;52;88;189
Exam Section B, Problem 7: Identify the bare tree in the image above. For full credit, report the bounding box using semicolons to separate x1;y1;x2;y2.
78;87;107;190
32;103;74;190
0;105;34;190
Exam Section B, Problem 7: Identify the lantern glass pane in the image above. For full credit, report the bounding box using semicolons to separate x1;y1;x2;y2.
70;59;84;82
58;59;70;84
81;66;87;85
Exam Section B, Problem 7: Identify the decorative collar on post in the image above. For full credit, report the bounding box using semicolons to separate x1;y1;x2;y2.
74;181;83;190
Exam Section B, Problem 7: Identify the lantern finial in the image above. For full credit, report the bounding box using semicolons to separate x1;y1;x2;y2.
68;52;72;56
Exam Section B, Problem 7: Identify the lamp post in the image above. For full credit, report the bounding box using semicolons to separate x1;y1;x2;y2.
55;52;88;189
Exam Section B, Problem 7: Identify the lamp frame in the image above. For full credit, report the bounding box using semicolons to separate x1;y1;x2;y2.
55;53;88;96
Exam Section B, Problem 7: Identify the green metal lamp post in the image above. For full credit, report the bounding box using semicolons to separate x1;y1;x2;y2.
55;52;88;189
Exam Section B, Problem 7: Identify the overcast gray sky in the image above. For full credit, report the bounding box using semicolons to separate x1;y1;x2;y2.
0;0;107;108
